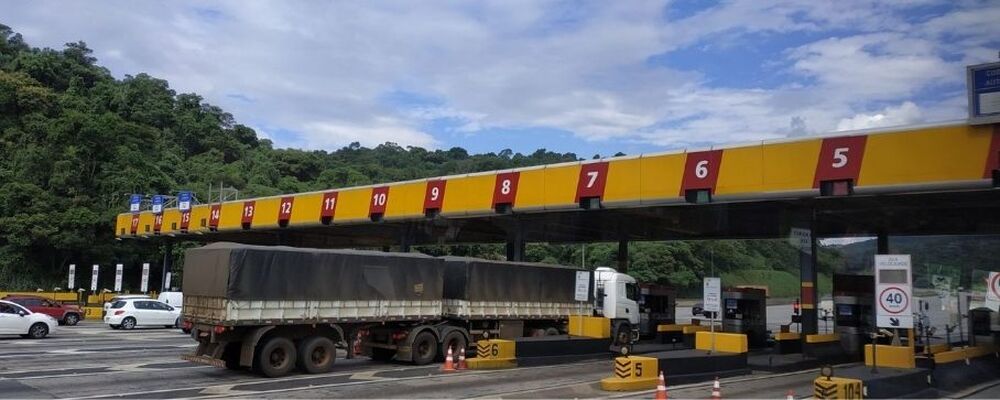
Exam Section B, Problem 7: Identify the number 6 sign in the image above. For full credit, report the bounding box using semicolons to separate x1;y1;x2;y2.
680;150;723;195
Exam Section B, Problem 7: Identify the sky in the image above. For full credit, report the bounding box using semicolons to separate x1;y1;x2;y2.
2;1;998;157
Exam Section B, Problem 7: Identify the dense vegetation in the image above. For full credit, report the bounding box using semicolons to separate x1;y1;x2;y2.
3;26;995;297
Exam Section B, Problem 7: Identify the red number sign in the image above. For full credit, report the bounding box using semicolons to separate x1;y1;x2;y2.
241;201;256;226
813;136;867;188
209;204;221;228
575;162;609;201
130;214;140;234
492;172;520;206
424;180;447;211
179;211;191;231
278;196;294;222
320;191;338;220
985;126;1000;179
369;187;389;216
680;150;724;195
153;214;163;233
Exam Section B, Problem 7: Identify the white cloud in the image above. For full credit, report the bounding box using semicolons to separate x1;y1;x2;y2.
300;118;437;149
836;101;924;131
0;0;995;152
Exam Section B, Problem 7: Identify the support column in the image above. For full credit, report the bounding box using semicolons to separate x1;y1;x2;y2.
798;210;819;335
505;222;525;261
876;231;889;255
617;240;629;273
399;225;413;253
161;242;173;292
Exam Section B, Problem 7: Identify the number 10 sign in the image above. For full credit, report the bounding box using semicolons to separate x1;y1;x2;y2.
875;254;913;329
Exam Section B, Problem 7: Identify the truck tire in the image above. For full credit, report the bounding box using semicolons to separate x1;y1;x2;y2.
613;321;631;346
411;331;437;366
255;336;297;377
437;331;467;362
297;336;335;374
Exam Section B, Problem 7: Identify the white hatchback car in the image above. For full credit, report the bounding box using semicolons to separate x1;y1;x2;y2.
103;294;150;315
0;300;58;338
104;299;181;330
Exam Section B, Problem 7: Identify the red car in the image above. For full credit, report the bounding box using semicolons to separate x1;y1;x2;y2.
2;295;84;326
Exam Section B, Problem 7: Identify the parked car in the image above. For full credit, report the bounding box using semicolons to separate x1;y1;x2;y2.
691;302;718;319
104;299;181;330
2;295;83;326
0;300;57;338
103;294;150;315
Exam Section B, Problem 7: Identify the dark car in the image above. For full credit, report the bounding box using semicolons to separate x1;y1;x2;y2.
691;302;718;319
2;295;84;326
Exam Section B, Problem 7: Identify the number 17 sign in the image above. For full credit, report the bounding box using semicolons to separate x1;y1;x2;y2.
875;254;913;329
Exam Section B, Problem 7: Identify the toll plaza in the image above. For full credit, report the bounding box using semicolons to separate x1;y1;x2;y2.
115;121;1000;398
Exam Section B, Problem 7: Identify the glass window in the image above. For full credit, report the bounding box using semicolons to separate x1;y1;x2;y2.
625;283;640;301
133;301;149;310
0;303;18;314
109;301;126;309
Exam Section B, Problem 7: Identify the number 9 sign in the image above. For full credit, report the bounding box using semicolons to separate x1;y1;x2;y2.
424;180;446;212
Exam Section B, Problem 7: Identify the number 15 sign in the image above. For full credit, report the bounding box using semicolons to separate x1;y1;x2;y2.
875;254;913;329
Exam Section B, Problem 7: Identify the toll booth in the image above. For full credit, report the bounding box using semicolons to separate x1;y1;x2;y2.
722;288;767;348
638;284;676;339
832;274;874;356
968;307;998;346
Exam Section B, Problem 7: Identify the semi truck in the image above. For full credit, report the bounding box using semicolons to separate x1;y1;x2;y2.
180;243;641;377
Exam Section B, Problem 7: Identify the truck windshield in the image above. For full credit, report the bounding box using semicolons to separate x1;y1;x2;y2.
625;283;639;301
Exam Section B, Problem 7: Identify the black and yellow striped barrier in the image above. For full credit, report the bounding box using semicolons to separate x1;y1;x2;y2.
814;376;864;399
600;356;658;391
466;339;516;369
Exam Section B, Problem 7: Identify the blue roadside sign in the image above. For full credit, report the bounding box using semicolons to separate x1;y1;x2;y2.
151;195;164;214
968;61;1000;124
178;191;192;211
129;194;141;212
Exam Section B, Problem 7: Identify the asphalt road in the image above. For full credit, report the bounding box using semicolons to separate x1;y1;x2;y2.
0;321;835;399
2;319;989;399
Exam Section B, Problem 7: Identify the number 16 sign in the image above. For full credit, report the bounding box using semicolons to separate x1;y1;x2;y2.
875;254;913;329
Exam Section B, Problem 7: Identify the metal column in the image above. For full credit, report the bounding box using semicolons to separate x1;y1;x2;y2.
161;242;173;292
505;224;525;262
798;211;819;335
617;240;629;273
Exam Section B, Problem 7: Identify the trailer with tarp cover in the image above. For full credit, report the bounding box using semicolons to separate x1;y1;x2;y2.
181;243;640;377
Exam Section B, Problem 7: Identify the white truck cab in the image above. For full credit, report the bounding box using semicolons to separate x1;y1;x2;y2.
593;267;641;344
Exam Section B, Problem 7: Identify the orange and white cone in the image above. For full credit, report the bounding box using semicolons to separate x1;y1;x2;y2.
458;347;468;370
786;390;794;400
353;334;363;356
441;346;456;372
710;377;721;400
654;371;668;400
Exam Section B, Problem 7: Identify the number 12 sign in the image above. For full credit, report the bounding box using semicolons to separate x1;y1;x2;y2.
875;254;913;329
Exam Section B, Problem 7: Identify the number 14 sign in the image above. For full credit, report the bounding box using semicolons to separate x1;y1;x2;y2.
875;254;913;329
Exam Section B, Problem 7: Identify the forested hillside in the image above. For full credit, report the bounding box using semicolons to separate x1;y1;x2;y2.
8;25;993;298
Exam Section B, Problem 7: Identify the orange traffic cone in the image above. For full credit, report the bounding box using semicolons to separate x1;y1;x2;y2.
786;390;794;400
353;334;363;356
654;371;668;400
458;347;468;370
710;377;721;399
441;346;456;372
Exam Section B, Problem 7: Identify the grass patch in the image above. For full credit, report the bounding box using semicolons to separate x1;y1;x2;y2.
721;269;832;298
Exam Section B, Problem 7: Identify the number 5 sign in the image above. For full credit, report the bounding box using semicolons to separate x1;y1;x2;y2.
875;254;913;328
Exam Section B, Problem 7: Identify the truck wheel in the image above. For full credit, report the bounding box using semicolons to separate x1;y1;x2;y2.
297;336;335;374
411;331;437;365
613;321;631;346
371;348;396;362
64;313;80;326
437;331;467;362
255;337;297;377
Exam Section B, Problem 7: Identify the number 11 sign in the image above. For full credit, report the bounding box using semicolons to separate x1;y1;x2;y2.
875;254;913;329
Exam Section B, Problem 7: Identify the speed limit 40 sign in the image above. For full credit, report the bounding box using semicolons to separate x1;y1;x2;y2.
875;254;913;328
